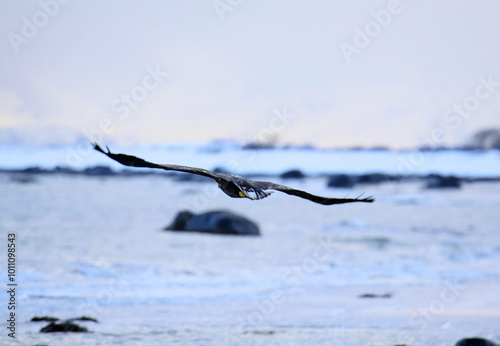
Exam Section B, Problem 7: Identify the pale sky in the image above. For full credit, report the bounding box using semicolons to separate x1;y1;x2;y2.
1;0;499;148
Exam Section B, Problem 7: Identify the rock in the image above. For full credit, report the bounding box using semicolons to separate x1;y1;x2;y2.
455;338;499;346
358;173;393;184
31;316;59;322
212;167;232;174
165;210;260;235
241;142;274;150
120;169;156;177
83;165;114;176
166;210;195;230
10;175;37;184
425;174;462;189
358;293;392;298
173;172;212;182
40;321;88;333
32;315;98;333
74;316;99;322
53;166;79;175
327;174;356;188
280;169;306;179
18;166;48;174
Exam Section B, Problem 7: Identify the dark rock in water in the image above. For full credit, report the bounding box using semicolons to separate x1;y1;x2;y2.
33;315;98;333
120;169;155;177
327;174;356;188
280;169;306;179
184;211;260;235
241;142;274;150
455;338;499;346
83;165;114;176
53;166;79;175
31;316;59;322
40;321;88;333
358;293;392;298
165;210;260;235
425;174;462;189
173;172;212;182
358;173;393;184
72;316;99;322
10;175;37;184
213;167;232;174
166;210;195;230
19;166;48;174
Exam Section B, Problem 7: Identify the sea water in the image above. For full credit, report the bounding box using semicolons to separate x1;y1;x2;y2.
0;147;499;345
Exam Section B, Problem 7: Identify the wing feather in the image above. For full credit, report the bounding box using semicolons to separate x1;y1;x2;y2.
232;178;272;200
252;180;374;205
93;144;220;180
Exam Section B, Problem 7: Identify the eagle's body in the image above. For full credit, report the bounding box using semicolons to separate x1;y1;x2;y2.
93;144;374;206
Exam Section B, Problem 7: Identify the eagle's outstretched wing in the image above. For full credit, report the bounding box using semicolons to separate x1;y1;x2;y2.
93;144;375;205
93;144;220;180
252;180;374;205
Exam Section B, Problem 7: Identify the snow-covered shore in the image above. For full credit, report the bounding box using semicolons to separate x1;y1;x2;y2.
2;172;499;345
1;144;500;178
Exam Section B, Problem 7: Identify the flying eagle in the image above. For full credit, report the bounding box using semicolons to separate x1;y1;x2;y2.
93;144;374;206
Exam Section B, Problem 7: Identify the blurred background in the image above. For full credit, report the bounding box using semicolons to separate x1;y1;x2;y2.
1;0;499;150
1;2;500;345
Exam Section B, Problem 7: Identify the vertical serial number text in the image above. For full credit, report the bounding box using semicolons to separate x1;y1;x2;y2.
7;233;16;339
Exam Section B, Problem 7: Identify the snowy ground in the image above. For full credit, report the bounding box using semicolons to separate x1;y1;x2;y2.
1;173;499;345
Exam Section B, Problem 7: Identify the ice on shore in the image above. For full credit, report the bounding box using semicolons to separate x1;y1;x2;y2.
0;144;499;178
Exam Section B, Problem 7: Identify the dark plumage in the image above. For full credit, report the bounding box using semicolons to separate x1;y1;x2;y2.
93;144;374;206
